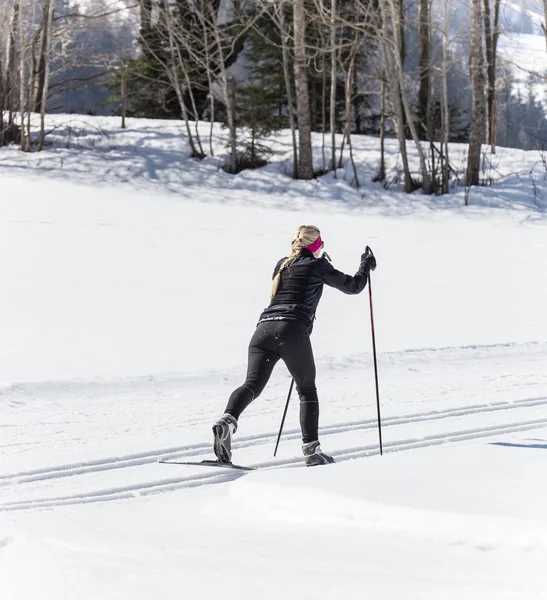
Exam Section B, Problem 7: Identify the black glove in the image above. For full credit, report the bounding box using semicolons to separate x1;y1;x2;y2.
360;246;376;272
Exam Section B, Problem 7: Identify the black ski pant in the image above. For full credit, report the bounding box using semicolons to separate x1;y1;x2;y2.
225;320;319;444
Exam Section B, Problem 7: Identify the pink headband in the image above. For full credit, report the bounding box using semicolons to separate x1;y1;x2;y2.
306;235;323;253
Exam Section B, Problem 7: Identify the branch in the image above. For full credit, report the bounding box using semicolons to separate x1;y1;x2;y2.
48;70;108;91
54;4;139;22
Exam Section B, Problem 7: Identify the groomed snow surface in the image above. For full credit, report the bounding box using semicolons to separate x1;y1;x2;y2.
1;115;546;599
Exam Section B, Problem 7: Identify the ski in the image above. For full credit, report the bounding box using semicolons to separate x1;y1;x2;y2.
158;459;255;471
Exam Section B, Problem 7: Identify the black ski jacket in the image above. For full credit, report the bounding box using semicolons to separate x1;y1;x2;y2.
258;249;368;331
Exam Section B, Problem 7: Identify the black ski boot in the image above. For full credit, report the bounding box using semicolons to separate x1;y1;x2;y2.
302;440;335;466
212;414;238;464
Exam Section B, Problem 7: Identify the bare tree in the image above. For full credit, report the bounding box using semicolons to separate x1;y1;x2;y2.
483;0;500;153
19;0;31;151
250;0;299;176
41;3;133;113
210;4;238;171
440;0;451;194
293;0;313;179
328;0;337;172
158;0;204;158
378;1;413;191
276;2;298;178
466;0;485;189
120;71;127;129
417;0;431;139
374;71;387;182
340;40;359;186
418;0;437;190
196;2;215;156
150;0;262;169
1;1;20;146
385;0;433;192
2;0;136;151
38;0;54;150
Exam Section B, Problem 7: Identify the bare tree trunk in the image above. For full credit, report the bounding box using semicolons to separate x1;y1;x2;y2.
491;98;497;154
26;0;34;148
422;0;435;189
310;63;317;130
375;72;387;182
418;0;431;139
278;4;298;178
34;3;48;113
379;3;412;191
338;125;345;166
397;0;405;64
492;0;501;152
393;82;413;190
229;75;237;172
344;50;359;186
485;0;500;153
173;82;200;157
218;67;237;171
293;0;313;179
427;71;435;190
2;3;18;146
207;3;237;170
28;5;40;117
387;0;432;193
397;0;407;136
121;73;127;129
440;0;451;194
181;66;205;156
466;0;485;189
19;0;30;152
160;0;200;158
26;86;31;144
329;0;337;172
208;94;215;156
38;0;54;151
198;9;214;157
483;0;500;152
24;0;33;149
321;52;327;172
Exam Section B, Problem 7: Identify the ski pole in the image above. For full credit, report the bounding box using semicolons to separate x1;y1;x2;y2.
273;378;294;457
368;272;383;455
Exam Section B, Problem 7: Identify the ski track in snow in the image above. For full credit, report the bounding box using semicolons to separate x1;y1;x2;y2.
1;394;547;512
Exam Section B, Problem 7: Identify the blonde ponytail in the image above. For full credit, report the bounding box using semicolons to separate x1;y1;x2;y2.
271;225;321;299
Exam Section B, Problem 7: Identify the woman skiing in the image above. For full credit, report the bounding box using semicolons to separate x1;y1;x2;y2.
212;225;377;466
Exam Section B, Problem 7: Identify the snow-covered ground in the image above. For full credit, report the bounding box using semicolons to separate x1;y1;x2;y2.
1;116;546;599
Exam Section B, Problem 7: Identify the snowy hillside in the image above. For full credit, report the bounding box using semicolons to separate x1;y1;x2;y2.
489;1;547;101
1;116;546;599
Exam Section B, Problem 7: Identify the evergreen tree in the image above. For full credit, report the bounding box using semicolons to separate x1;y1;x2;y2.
234;79;285;170
124;0;246;120
243;9;292;113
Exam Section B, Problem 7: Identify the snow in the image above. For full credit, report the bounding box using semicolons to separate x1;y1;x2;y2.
1;115;547;599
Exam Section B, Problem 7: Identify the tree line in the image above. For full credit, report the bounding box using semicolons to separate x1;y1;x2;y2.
2;0;547;196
